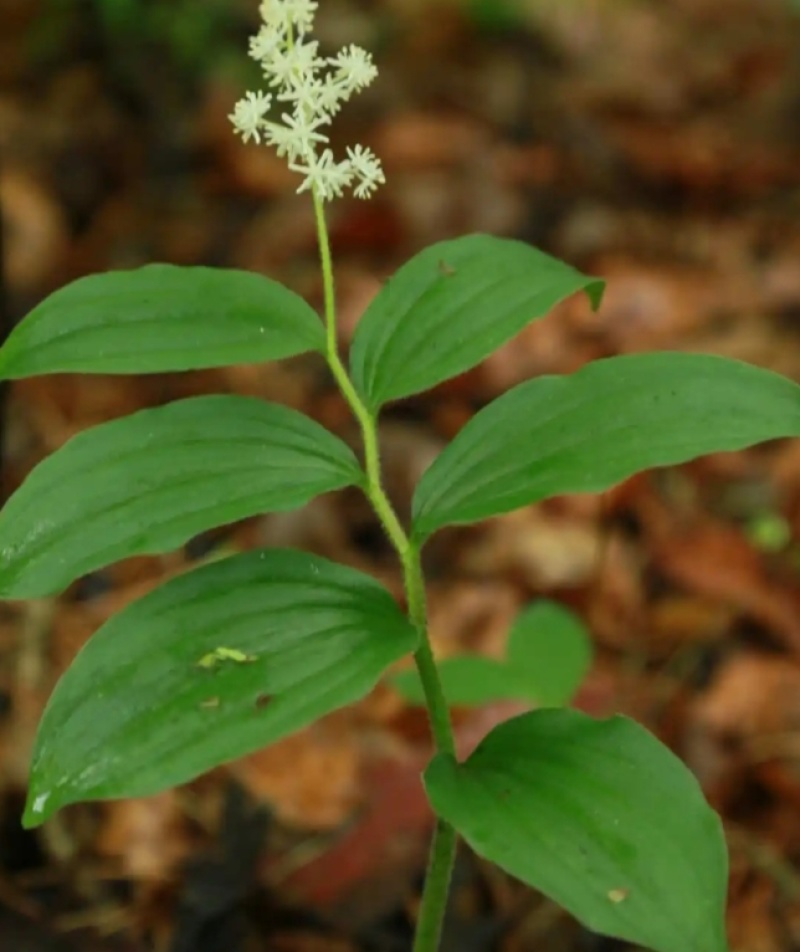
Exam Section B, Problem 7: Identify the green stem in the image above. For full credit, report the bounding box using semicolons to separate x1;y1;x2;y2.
414;820;458;952
403;540;454;757
312;189;457;947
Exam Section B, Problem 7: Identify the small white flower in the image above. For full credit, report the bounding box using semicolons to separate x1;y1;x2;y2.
346;144;381;178
259;0;318;36
279;0;318;35
248;25;280;62
347;144;385;198
291;149;354;200
277;73;325;116
265;39;323;88
353;177;383;200
313;75;350;117
329;45;378;92
258;0;291;36
229;90;273;144
266;110;328;160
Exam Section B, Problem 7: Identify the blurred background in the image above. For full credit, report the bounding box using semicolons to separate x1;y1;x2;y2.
2;0;800;949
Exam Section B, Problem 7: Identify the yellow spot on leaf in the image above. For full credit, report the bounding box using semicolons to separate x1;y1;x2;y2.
196;646;257;669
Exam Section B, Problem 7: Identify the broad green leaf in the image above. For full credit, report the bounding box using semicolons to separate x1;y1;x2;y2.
506;601;591;707
425;710;729;952
24;548;418;827
0;395;363;598
0;265;324;379
413;352;800;539
349;234;603;412
393;600;591;707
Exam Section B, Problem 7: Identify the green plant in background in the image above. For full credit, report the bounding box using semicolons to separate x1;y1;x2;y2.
4;2;800;950
92;0;226;64
745;510;792;553
460;0;644;32
35;0;249;83
393;600;593;708
463;0;523;32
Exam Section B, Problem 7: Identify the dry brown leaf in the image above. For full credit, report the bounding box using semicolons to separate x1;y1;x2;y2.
95;793;190;883
230;714;363;831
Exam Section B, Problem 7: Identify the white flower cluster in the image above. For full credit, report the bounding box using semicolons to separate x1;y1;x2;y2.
229;0;385;201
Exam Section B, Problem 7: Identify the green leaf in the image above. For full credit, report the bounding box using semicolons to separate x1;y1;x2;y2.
0;265;324;379
413;352;800;539
392;600;591;707
506;601;591;707
349;234;603;412
425;710;729;952
24;548;418;827
0;395;363;598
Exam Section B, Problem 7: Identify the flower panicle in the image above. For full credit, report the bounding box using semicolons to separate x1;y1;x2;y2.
230;0;385;201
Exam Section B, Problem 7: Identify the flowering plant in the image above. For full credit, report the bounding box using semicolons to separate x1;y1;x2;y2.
3;3;800;950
